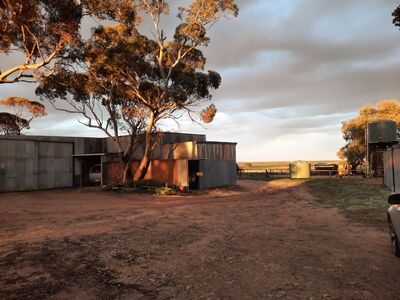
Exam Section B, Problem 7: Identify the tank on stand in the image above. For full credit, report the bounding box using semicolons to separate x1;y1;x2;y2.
366;120;399;177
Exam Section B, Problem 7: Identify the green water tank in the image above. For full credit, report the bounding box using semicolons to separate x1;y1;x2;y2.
368;120;398;144
290;161;311;179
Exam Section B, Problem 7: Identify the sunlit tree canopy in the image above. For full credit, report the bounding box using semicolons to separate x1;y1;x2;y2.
338;99;400;169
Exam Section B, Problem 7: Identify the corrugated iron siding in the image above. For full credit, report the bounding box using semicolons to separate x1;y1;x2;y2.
104;133;206;155
198;160;237;189
0;139;73;192
161;133;206;144
384;149;393;189
197;143;236;161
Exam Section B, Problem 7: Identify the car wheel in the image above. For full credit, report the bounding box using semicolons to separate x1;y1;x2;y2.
388;218;400;257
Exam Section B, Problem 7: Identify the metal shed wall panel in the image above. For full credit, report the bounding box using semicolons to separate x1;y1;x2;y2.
0;140;73;192
383;149;393;189
0;140;38;192
197;143;236;161
198;160;236;189
162;133;206;144
394;148;400;193
38;142;73;189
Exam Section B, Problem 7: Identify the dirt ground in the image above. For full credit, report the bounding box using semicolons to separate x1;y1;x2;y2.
1;180;399;299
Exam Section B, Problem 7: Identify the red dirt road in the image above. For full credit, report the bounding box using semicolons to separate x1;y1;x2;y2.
0;180;399;299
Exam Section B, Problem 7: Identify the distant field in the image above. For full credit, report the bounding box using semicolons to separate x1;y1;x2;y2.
238;160;340;171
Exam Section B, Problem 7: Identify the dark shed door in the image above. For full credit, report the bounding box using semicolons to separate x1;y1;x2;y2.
188;160;200;189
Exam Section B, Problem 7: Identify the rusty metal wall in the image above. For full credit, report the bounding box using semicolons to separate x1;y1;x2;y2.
104;159;189;187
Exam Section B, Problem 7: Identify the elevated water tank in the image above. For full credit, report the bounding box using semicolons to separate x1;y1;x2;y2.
368;120;398;144
290;161;311;179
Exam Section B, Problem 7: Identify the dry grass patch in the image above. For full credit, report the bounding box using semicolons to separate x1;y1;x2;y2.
304;177;391;230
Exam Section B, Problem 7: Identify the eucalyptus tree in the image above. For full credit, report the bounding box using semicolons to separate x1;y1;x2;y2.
37;0;238;183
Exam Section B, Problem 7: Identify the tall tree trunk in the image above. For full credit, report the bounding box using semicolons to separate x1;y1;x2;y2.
122;158;132;185
133;112;155;182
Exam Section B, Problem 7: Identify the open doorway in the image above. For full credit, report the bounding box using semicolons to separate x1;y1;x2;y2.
188;160;200;189
73;154;103;187
81;156;101;186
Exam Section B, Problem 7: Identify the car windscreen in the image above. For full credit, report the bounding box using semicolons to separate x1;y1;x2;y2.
90;165;101;173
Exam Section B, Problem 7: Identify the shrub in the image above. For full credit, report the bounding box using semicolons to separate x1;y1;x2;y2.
155;187;178;196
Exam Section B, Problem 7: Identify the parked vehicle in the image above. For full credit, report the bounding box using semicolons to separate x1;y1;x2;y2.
387;193;400;257
89;164;101;184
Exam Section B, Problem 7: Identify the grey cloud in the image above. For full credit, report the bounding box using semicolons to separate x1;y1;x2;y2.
214;61;400;113
1;0;399;161
205;0;399;69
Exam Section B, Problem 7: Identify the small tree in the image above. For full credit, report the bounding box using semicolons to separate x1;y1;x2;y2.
37;0;238;184
338;99;400;170
0;112;28;135
0;96;47;134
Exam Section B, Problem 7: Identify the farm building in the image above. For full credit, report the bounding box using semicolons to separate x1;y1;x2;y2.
0;133;237;192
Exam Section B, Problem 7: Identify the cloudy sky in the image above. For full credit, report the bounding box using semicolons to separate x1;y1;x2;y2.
1;0;400;162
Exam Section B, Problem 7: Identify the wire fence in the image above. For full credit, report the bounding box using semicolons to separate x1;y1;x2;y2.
237;169;359;179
